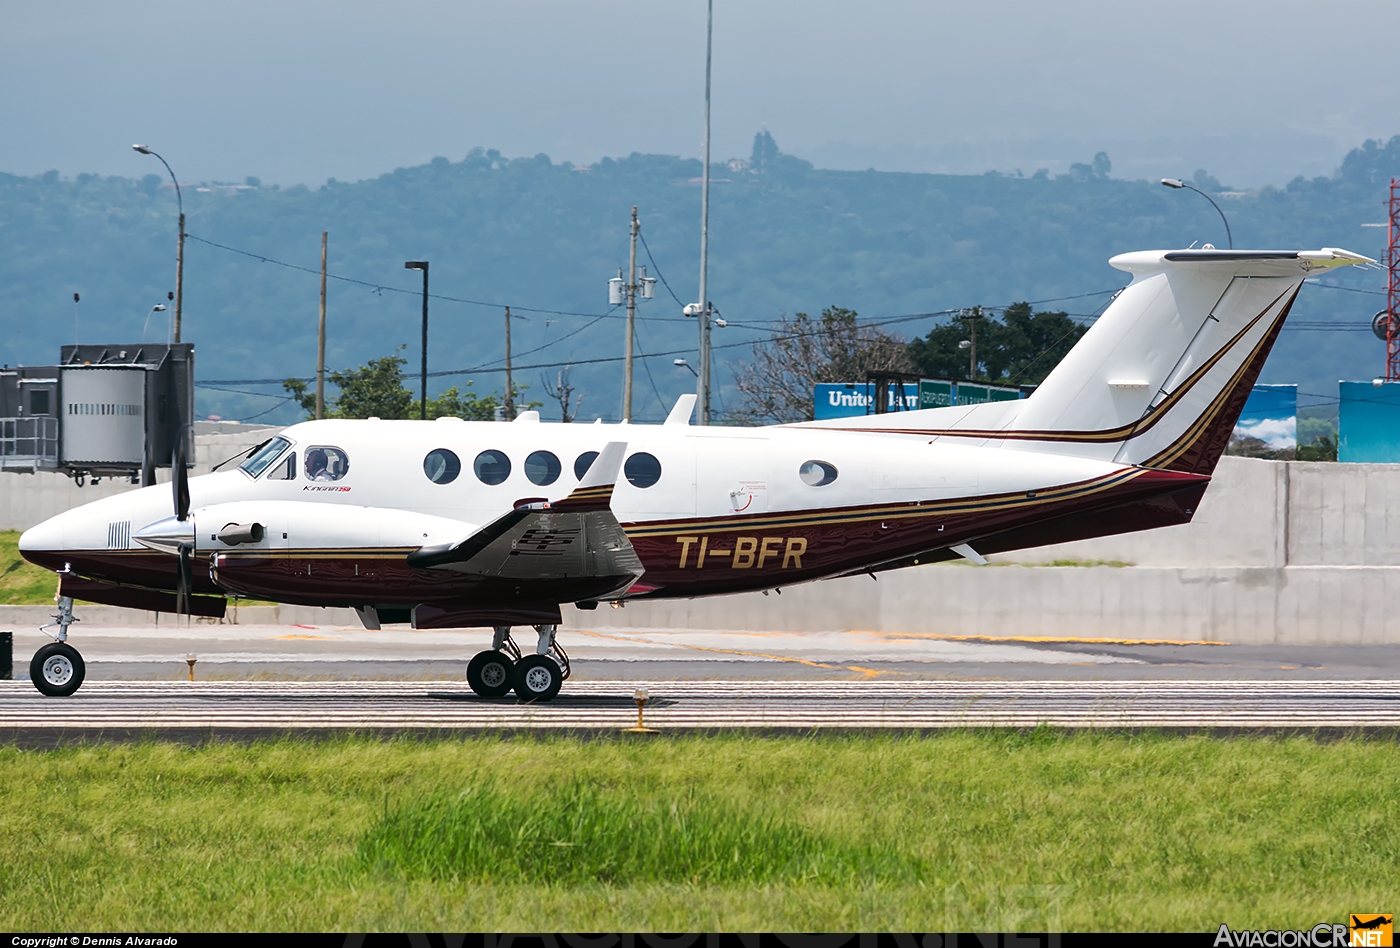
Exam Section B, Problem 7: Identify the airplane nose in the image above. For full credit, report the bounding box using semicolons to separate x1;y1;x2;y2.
18;518;63;554
133;516;196;555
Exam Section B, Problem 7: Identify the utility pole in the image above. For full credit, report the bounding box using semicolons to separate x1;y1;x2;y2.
174;209;185;342
404;260;429;419
962;307;984;381
503;305;515;421
624;207;639;422
316;232;327;419
72;293;79;344
607;207;655;423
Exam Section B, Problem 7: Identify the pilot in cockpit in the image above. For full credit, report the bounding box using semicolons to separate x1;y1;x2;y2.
305;448;335;481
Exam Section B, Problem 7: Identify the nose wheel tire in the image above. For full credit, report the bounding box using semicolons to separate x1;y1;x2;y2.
513;654;563;702
466;650;516;698
30;643;86;697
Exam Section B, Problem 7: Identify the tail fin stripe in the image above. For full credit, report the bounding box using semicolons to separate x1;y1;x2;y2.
1139;286;1298;471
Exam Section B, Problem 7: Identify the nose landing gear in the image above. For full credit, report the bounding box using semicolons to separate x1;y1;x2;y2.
30;596;86;697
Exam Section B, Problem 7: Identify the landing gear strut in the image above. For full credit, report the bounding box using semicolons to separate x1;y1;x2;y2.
31;596;85;697
466;624;569;702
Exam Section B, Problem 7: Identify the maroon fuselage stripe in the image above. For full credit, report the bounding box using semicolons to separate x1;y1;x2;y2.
26;467;1205;606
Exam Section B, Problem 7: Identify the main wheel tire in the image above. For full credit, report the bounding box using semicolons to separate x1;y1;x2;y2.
513;654;563;702
30;643;86;697
466;650;515;698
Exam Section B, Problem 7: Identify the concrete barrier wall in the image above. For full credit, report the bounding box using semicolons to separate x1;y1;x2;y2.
563;563;1400;646
997;456;1400;568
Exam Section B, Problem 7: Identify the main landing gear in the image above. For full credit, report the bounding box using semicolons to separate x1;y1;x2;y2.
30;596;86;697
466;624;571;702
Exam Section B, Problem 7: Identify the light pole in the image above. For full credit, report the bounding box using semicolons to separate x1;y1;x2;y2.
691;0;714;424
1161;178;1233;250
404;261;429;419
133;145;185;342
142;304;167;343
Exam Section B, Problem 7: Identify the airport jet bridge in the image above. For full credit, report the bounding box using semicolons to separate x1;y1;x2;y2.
0;343;194;485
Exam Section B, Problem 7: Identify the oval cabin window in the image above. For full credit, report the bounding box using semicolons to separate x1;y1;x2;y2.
474;449;511;486
424;449;461;484
624;452;662;488
525;450;561;486
573;451;599;480
799;460;838;487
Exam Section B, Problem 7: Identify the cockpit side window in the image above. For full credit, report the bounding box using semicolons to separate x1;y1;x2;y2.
239;437;292;478
268;452;297;480
305;445;350;481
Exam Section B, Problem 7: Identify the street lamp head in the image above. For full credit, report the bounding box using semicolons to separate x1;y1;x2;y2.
1161;178;1185;189
152;304;166;312
958;340;972;350
673;359;688;366
133;144;153;155
404;260;428;271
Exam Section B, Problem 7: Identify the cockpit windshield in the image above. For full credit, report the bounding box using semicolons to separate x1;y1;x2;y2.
239;437;292;478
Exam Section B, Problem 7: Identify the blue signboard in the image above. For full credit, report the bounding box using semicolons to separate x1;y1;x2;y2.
1340;380;1400;462
1232;384;1297;450
813;383;918;419
815;380;1022;419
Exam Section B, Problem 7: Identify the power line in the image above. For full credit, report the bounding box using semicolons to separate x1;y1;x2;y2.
638;231;687;308
187;233;638;320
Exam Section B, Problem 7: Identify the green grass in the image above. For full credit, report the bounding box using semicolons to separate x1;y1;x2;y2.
0;529;61;604
0;732;1395;931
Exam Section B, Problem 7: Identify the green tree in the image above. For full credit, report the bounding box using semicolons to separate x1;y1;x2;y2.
907;303;1088;386
730;306;914;424
425;382;500;421
284;349;517;421
284;350;415;419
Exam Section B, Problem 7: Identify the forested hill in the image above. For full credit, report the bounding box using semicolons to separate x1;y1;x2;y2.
3;136;1398;424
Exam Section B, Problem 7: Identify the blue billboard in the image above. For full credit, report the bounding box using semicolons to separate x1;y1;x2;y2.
1339;380;1400;462
814;380;1022;419
814;383;918;419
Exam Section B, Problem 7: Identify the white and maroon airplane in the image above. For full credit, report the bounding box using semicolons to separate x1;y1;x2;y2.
18;247;1371;699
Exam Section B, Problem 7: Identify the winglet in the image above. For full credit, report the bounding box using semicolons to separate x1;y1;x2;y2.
554;441;627;511
665;394;697;426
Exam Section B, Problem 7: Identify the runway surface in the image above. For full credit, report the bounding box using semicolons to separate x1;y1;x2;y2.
3;679;1399;736
6;621;1400;681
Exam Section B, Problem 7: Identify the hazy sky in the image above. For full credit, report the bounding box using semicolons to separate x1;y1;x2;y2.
4;0;1396;188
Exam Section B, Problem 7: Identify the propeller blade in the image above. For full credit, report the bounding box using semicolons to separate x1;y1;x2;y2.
172;435;190;522
176;542;193;619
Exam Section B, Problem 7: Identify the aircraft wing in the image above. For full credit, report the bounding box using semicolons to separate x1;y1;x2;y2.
404;442;643;588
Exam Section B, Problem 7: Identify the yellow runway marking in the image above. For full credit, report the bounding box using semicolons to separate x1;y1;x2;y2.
858;631;1229;647
273;634;339;641
574;629;886;678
